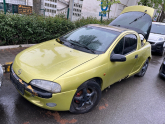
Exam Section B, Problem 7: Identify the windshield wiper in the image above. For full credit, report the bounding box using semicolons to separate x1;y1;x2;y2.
69;40;95;54
56;38;64;44
129;13;146;25
112;24;121;27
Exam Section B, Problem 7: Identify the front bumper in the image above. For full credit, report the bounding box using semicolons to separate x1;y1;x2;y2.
148;41;164;53
10;67;76;111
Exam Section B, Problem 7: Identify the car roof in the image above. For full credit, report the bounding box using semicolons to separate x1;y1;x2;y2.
87;24;132;33
152;22;165;25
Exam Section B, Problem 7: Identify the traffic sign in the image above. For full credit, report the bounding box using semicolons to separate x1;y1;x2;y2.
99;12;106;17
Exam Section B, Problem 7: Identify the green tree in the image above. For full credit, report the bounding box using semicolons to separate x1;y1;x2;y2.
97;0;120;18
138;0;165;22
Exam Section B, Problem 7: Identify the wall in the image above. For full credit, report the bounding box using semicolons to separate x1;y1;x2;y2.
81;0;139;20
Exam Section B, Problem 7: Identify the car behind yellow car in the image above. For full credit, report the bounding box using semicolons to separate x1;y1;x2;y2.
10;6;154;114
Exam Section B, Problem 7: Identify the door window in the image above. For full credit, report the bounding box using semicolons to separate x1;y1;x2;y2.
113;34;137;55
123;34;137;55
113;37;124;54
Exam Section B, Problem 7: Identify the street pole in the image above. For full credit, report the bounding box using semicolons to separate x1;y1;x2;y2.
69;0;74;21
3;0;6;14
67;8;69;20
40;9;45;17
101;14;103;23
12;5;14;15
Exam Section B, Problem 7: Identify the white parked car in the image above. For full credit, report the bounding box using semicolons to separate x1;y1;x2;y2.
148;22;165;55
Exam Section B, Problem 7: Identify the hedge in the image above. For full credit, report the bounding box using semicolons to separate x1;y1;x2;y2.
0;12;114;46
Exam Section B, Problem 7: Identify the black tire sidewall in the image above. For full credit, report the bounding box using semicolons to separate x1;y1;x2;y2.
70;80;101;114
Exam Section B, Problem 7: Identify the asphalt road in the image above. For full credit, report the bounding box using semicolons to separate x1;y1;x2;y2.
0;51;165;124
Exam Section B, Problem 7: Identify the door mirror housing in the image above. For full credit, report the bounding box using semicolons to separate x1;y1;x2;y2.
110;54;126;62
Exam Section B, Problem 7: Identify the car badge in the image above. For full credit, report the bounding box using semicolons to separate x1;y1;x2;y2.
18;69;22;75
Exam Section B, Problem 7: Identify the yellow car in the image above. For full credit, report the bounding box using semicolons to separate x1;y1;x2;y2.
10;6;154;114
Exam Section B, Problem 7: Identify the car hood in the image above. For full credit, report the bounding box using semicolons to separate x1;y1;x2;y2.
148;33;165;42
13;40;99;83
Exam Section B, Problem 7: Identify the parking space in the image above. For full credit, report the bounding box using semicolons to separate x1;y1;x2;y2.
0;47;165;124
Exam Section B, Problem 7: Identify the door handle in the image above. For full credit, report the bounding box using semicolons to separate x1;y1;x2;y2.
135;55;138;59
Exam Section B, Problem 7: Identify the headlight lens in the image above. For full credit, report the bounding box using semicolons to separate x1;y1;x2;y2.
30;80;61;93
158;37;164;41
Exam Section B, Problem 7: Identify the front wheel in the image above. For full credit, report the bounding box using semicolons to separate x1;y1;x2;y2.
135;59;149;77
70;80;101;114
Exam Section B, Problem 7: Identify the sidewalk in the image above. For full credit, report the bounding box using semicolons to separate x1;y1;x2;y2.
0;47;28;64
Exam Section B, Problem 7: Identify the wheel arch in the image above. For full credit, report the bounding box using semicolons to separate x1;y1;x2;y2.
148;56;151;62
92;77;103;90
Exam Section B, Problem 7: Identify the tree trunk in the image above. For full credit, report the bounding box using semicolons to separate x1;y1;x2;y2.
108;0;112;19
108;5;111;18
159;12;165;22
158;4;165;22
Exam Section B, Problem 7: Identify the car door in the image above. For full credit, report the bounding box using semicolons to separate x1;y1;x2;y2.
106;34;139;86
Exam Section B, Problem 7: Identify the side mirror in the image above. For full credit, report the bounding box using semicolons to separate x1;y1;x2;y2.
110;54;126;62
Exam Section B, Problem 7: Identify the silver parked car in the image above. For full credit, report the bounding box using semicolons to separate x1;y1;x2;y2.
148;22;165;55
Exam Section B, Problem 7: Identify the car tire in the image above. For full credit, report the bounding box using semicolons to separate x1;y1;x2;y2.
135;58;149;77
160;46;165;56
70;79;101;114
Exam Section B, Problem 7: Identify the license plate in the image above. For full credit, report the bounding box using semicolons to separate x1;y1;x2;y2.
10;72;25;95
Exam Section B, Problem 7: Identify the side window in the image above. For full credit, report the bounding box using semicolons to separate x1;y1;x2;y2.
123;34;137;55
113;38;124;54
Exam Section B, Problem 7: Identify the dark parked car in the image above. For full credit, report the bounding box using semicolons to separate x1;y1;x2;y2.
159;58;165;78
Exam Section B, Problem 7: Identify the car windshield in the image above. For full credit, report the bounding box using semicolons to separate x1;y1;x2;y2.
110;11;152;40
61;26;120;54
150;24;165;35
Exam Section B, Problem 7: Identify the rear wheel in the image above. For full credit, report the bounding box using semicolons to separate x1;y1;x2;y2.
135;59;149;77
70;80;101;114
160;46;165;56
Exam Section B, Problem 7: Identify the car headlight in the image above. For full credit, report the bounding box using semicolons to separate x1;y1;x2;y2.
0;64;3;87
158;37;165;41
30;80;61;93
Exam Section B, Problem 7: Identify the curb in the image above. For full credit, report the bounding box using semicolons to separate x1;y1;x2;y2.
0;44;36;50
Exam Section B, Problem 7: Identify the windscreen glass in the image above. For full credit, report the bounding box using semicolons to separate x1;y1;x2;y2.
110;11;152;40
61;26;120;53
151;24;165;35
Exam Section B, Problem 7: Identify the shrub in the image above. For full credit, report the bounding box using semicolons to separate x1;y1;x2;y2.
0;13;114;46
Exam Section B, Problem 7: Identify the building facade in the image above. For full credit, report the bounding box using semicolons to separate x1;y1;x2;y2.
0;0;140;20
56;0;140;20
